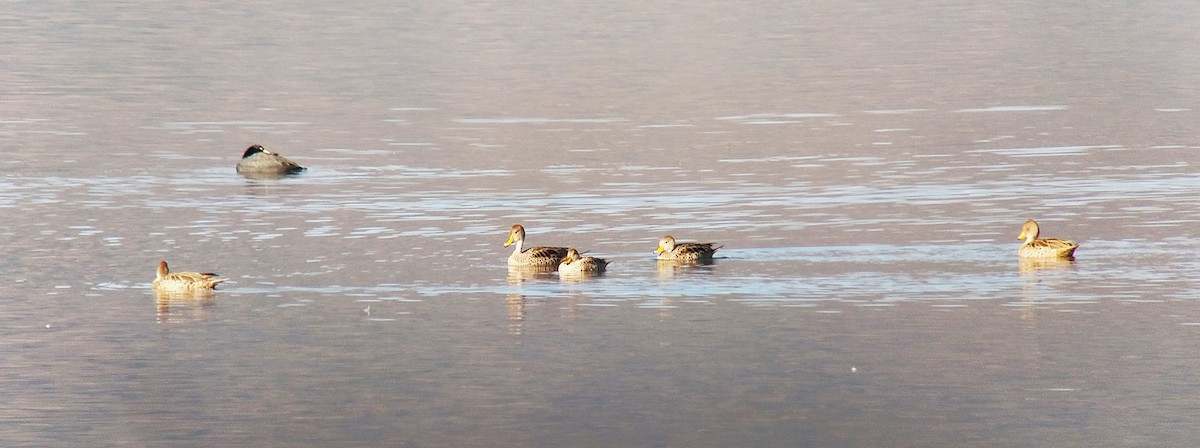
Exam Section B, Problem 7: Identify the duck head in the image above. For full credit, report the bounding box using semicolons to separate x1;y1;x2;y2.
505;224;526;247
655;235;676;254
1017;220;1040;243
562;248;581;265
241;144;272;158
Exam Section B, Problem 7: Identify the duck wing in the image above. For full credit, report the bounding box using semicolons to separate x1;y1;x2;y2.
1026;238;1079;257
674;242;721;258
526;246;569;260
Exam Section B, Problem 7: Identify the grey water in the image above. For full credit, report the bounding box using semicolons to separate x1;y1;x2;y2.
4;1;1200;446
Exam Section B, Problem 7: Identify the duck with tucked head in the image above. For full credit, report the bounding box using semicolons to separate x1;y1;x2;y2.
559;248;609;275
236;144;305;177
1017;219;1078;258
505;224;570;267
152;260;227;291
655;235;721;261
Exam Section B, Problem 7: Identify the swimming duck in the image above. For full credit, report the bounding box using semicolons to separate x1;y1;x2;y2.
1017;219;1078;258
559;248;609;275
655;235;721;261
235;144;305;176
152;260;227;291
505;224;569;267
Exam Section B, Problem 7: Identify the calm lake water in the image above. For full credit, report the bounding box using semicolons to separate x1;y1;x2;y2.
4;1;1200;446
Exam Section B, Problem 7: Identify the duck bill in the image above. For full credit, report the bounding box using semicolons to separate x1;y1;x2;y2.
504;236;515;247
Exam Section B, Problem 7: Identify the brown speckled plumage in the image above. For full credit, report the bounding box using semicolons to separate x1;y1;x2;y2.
1017;219;1078;258
559;248;609;275
505;224;569;267
152;260;226;291
655;235;721;261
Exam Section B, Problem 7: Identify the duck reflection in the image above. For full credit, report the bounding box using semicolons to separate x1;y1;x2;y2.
1018;256;1076;275
506;265;557;285
655;259;716;280
559;270;606;283
240;177;300;198
154;289;217;324
239;171;296;181
505;266;555;336
1016;257;1077;323
506;293;526;336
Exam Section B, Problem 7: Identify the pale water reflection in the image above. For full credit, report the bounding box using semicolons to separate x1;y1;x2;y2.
5;0;1200;446
153;289;218;324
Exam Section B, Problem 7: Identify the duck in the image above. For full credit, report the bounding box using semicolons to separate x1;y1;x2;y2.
151;260;227;291
1017;219;1078;258
235;144;305;176
505;224;569;267
655;235;722;261
559;248;609;275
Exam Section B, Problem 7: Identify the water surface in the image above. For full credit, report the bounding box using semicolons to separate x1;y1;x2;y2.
4;0;1200;446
